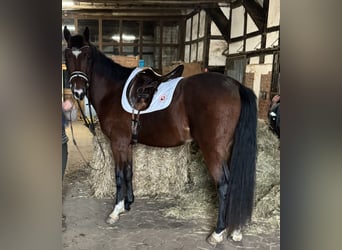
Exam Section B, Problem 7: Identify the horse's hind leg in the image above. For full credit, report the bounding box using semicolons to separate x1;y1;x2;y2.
205;159;244;246
206;162;229;246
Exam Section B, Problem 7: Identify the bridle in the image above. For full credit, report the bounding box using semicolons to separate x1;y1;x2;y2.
65;45;106;167
65;46;91;93
69;71;90;89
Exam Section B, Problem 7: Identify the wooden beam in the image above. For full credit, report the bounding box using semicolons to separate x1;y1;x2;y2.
242;0;266;31
204;5;230;42
223;46;279;58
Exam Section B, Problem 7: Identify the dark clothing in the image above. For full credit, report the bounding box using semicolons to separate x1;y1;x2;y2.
62;142;68;178
62;112;69;179
268;103;280;138
62;105;77;179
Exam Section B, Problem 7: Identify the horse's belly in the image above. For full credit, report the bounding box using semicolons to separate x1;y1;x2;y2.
138;122;192;147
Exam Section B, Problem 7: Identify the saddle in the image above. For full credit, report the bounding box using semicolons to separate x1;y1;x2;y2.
126;65;184;111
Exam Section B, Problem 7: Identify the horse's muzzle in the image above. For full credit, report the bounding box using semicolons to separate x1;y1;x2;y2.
72;88;86;100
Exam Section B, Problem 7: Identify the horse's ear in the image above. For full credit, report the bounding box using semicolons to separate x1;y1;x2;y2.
63;26;71;42
83;27;90;42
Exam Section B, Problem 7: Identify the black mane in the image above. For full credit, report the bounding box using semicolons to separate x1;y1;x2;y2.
91;46;134;82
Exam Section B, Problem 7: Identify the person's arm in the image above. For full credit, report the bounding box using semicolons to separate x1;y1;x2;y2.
63;99;77;121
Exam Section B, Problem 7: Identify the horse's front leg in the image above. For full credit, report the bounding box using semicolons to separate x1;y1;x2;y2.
106;162;127;224
124;160;134;211
106;141;134;224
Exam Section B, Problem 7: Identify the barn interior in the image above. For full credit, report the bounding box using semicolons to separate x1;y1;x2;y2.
62;1;280;249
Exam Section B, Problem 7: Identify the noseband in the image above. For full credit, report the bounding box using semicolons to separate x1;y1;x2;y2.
69;71;90;89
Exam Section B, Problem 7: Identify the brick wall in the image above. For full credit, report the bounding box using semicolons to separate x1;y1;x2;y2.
244;71;272;120
259;72;272;120
244;72;254;90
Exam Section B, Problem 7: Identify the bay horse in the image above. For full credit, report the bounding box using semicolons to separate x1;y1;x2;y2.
63;26;257;246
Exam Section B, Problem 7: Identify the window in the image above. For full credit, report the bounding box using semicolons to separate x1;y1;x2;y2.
122;21;140;44
62;17;181;71
78;19;99;43
163;22;179;44
103;20;120;43
142;21;158;43
225;56;247;83
162;47;178;67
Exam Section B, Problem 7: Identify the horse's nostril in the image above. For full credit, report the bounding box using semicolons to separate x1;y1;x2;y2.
72;88;85;100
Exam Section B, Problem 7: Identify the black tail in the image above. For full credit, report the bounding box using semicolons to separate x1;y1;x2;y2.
225;83;257;231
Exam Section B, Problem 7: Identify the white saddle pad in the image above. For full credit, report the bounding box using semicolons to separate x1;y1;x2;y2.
121;67;183;114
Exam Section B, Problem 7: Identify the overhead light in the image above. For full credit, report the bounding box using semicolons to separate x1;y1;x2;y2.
123;34;136;41
111;34;136;41
111;35;120;42
63;25;75;31
62;1;74;7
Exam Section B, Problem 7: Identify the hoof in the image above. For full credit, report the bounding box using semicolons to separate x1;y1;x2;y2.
206;230;226;247
106;215;119;225
230;229;243;242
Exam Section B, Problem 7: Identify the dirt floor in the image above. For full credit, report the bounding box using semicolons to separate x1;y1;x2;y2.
62;121;280;250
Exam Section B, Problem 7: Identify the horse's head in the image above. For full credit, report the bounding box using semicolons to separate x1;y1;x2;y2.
64;26;93;100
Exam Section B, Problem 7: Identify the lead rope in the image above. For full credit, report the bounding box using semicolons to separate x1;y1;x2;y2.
84;92;107;164
68;100;106;171
68;111;93;170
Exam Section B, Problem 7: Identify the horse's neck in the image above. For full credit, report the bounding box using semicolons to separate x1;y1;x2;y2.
87;52;133;113
88;72;128;114
88;77;122;113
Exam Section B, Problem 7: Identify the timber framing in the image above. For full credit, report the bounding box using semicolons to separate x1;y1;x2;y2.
204;4;230;41
242;0;267;31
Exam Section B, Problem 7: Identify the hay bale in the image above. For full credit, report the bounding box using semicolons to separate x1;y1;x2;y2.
88;128;115;198
132;143;190;197
88;126;192;198
88;119;280;233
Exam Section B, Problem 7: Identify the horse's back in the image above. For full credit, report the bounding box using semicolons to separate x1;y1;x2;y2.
181;72;241;116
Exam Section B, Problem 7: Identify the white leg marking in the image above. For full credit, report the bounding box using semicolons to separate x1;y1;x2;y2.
106;200;125;224
206;229;226;246
231;228;243;242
